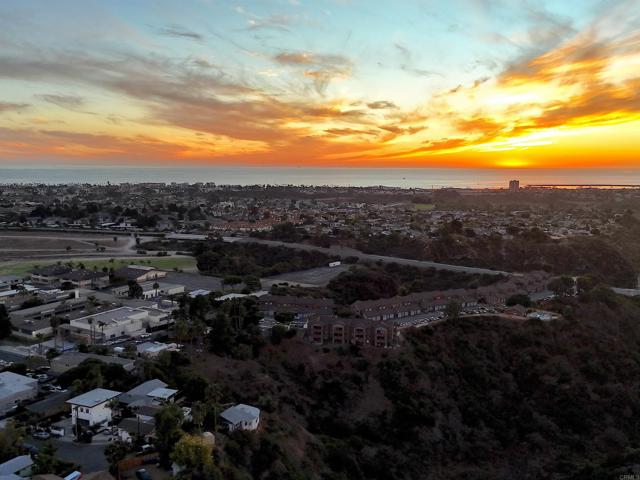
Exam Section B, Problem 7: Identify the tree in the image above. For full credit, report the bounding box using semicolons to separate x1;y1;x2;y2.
32;441;74;475
0;421;25;462
50;316;61;348
128;280;143;299
577;275;599;294
271;324;288;345
548;276;575;297
171;434;214;475
155;404;184;467
46;348;60;360
208;313;235;355
0;305;12;339
446;301;461;320
104;440;132;473
506;294;532;307
36;333;45;355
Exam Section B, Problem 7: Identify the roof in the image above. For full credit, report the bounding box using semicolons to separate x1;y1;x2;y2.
124;379;168;396
147;387;178;400
188;289;211;298
67;388;121;408
71;306;147;326
50;352;135;372
135;405;163;417
30;265;72;277
117;418;156;436
60;270;108;281
119;379;167;405
0;275;21;284
219;404;260;425
0;455;33;475
0;372;37;399
114;265;162;280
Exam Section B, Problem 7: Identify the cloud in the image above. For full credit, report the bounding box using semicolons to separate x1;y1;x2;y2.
36;94;86;110
247;14;295;32
273;51;352;94
324;127;378;137
0;102;29;113
367;100;397;110
156;25;204;42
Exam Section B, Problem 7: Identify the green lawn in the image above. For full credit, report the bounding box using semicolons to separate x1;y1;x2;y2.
413;203;436;211
0;256;197;276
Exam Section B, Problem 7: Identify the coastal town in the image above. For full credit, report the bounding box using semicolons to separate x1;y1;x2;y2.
1;181;640;479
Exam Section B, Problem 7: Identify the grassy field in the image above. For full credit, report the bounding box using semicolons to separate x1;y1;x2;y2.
0;256;197;276
413;203;436;211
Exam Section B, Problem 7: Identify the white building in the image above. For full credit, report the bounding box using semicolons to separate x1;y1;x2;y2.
67;307;149;342
112;282;184;300
219;404;260;432
67;388;121;426
0;372;38;415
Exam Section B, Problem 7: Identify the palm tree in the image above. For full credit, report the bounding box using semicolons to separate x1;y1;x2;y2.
87;317;94;345
98;321;106;343
50;317;61;349
36;333;45;356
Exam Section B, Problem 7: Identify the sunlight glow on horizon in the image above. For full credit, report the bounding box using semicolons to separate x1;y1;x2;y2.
0;0;638;169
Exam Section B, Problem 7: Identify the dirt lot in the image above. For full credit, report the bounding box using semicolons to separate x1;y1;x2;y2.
0;231;135;263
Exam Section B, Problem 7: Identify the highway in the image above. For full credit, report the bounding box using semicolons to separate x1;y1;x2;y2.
223;236;511;277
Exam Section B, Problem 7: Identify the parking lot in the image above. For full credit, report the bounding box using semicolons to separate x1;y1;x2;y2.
396;305;500;329
261;264;350;288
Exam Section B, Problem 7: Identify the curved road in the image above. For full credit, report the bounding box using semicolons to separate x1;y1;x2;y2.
223;237;511;277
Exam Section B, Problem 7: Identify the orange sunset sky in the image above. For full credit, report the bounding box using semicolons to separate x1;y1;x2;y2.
0;0;639;169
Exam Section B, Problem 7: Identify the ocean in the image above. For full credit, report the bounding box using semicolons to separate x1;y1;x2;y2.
1;166;639;189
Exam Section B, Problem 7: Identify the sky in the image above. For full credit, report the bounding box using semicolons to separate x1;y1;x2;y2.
0;0;639;169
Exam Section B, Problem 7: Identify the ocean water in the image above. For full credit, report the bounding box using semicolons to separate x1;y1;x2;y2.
0;166;639;189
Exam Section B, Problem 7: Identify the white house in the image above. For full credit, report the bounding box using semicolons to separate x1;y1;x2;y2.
67;388;121;426
219;404;260;432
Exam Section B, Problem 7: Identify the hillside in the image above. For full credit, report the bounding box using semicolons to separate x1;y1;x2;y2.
175;292;640;479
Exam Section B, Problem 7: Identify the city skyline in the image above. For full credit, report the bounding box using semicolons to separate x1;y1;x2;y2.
0;0;639;168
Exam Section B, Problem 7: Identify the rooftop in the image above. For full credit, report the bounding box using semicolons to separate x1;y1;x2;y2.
220;404;260;425
147;387;178;400
0;455;33;475
67;388;121;408
71;306;147;326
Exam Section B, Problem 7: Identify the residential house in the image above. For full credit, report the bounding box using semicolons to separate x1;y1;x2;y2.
219;404;260;432
67;388;121;426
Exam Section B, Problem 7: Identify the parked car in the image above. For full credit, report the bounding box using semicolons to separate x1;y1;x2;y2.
135;469;152;480
32;431;51;440
50;426;65;437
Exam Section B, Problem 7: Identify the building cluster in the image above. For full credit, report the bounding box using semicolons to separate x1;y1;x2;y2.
0;264;186;343
253;271;552;348
2;182;636;242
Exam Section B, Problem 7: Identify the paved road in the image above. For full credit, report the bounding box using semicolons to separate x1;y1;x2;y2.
224;237;511;276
